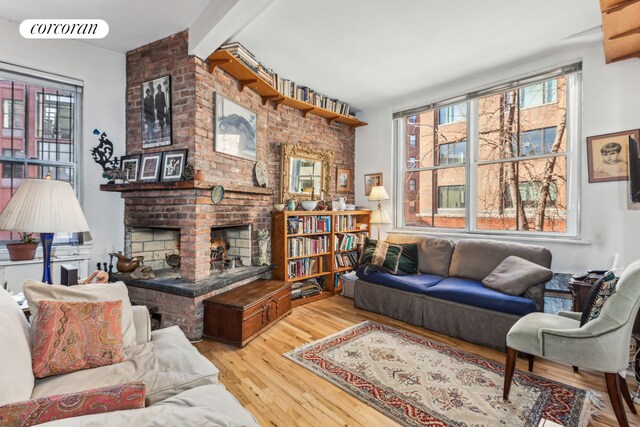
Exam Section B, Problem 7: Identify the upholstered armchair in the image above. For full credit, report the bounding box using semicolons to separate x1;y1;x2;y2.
503;259;640;427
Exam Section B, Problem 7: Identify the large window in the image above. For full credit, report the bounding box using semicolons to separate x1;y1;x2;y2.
397;65;579;236
0;70;81;242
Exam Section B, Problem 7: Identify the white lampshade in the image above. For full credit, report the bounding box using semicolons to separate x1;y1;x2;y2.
370;209;392;225
368;185;390;202
0;179;90;233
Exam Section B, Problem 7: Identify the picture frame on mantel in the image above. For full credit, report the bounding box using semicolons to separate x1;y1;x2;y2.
587;129;639;183
141;75;172;149
120;155;141;182
213;92;257;161
139;152;163;182
337;168;351;192
161;149;187;182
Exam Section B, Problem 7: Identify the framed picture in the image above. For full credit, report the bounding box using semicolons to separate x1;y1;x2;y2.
364;173;383;196
161;149;187;182
139;153;163;182
337;167;351;192
587;129;640;183
214;92;257;161
120;155;141;182
141;75;172;149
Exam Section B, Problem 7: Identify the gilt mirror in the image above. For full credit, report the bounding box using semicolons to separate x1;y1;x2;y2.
280;143;333;202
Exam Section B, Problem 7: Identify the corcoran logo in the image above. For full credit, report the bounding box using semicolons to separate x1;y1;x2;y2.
19;19;109;39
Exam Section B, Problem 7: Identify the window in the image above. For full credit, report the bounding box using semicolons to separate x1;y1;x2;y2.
397;65;579;236
409;134;416;147
408;115;417;124
519;79;557;108
0;70;82;243
438;103;467;125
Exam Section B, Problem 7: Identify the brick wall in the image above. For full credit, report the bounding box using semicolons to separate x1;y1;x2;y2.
125;30;356;282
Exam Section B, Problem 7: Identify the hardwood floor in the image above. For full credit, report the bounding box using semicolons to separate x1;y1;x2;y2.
194;295;640;426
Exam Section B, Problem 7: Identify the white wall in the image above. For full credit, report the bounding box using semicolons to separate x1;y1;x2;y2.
0;18;126;273
355;42;640;273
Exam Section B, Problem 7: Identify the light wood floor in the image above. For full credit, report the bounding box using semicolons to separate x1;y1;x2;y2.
194;295;640;426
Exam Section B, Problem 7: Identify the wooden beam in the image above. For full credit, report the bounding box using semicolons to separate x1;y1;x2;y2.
601;0;640;13
208;58;231;73
609;26;640;39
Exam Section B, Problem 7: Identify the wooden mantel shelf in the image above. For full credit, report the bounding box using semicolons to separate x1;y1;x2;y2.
100;180;274;195
208;50;367;129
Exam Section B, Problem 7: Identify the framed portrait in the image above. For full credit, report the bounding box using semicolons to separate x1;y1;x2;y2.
139;152;163;182
141;75;172;149
587;129;640;183
214;92;257;161
161;149;187;182
120;154;141;182
337;167;351;192
364;173;383;196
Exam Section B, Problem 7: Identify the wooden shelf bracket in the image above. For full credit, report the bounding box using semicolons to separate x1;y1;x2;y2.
239;79;258;92
301;108;315;118
208;59;232;73
261;95;280;105
272;97;286;110
326;115;340;126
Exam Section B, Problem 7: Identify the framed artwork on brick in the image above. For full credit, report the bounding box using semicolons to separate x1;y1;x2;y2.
139;153;163;182
213;92;257;161
337;167;351;192
161;149;187;182
141;75;172;149
120;155;141;182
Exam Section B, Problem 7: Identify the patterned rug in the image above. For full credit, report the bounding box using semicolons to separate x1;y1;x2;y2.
285;321;602;427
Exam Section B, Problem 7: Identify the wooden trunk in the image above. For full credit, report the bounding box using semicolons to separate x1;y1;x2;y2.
203;279;291;347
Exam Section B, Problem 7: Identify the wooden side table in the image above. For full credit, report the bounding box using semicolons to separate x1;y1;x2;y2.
203;279;291;347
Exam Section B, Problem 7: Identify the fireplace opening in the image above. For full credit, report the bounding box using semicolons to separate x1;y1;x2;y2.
210;224;252;273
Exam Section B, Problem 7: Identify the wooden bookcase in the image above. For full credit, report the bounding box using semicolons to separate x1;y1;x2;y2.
271;210;371;307
208;50;367;129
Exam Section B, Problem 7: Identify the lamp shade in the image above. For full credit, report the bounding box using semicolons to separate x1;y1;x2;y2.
370;209;392;225
368;185;390;202
0;179;90;233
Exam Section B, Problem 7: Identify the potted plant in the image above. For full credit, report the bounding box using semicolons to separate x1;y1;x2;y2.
6;232;39;261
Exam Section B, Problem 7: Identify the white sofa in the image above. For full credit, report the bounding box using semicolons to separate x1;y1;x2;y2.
0;286;260;426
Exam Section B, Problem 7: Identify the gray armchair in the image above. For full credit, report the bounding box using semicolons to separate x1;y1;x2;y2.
503;259;640;427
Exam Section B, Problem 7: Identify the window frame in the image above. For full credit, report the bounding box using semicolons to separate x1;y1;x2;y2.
393;65;581;239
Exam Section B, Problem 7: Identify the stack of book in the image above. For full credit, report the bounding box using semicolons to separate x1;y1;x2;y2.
334;252;358;269
335;233;358;252
291;279;324;300
220;42;259;72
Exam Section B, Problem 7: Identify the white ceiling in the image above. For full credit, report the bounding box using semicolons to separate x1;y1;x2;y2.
0;0;603;112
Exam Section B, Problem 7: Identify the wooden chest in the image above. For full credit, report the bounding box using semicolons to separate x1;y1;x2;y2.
202;279;291;347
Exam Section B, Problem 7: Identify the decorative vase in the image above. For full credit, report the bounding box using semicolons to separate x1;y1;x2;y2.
6;242;38;261
194;169;205;181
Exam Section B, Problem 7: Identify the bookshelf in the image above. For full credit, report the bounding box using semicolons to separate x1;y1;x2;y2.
271;210;371;307
208;50;367;129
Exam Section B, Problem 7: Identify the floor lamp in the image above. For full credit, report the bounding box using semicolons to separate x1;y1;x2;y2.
368;185;391;240
0;178;91;284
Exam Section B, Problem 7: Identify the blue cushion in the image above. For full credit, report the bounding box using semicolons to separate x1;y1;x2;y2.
356;267;444;294
423;277;537;316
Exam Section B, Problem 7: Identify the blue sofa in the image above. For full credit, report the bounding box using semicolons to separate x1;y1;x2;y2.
354;234;552;351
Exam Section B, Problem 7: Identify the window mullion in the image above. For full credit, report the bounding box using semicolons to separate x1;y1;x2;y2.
468;99;478;233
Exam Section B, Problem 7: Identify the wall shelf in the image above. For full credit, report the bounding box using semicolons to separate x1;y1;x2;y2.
100;180;274;195
208;50;367;129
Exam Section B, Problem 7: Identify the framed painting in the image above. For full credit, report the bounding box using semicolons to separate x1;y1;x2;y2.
161;149;187;182
120;155;141;182
364;173;383;196
139;152;163;182
587;129;640;183
141;75;172;149
214;92;257;161
337;167;351;192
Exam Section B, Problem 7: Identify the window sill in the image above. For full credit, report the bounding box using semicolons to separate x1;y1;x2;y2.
0;244;92;263
389;228;590;246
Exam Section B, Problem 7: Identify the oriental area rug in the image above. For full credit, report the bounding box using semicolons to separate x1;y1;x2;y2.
284;321;602;427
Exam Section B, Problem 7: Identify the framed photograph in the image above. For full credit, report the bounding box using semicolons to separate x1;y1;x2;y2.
161;149;187;182
587;129;640;183
141;75;172;149
139;153;163;182
337;167;351;192
364;173;383;196
214;92;257;161
120;154;141;182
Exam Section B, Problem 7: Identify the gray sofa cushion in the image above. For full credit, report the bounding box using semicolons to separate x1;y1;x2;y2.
482;256;553;296
449;239;552;281
386;234;455;277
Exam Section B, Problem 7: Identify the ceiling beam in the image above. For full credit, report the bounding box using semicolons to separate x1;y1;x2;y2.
189;0;274;60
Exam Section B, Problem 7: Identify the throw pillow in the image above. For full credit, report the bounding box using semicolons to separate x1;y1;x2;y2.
394;242;419;275
0;382;146;427
359;238;403;275
23;280;137;348
31;300;125;379
580;271;618;326
482;255;553;296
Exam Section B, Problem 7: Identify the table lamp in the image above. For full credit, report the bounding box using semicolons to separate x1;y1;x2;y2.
0;177;90;284
368;185;391;239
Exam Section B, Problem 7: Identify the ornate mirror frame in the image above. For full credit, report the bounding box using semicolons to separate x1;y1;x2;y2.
280;143;333;202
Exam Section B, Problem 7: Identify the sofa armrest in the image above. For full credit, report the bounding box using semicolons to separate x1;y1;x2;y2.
132;305;151;345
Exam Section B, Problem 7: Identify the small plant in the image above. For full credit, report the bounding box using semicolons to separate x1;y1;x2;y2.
19;232;38;244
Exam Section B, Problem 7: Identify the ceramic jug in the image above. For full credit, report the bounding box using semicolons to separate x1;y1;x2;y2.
333;196;347;211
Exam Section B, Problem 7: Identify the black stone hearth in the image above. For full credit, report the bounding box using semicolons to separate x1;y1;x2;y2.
112;265;274;298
